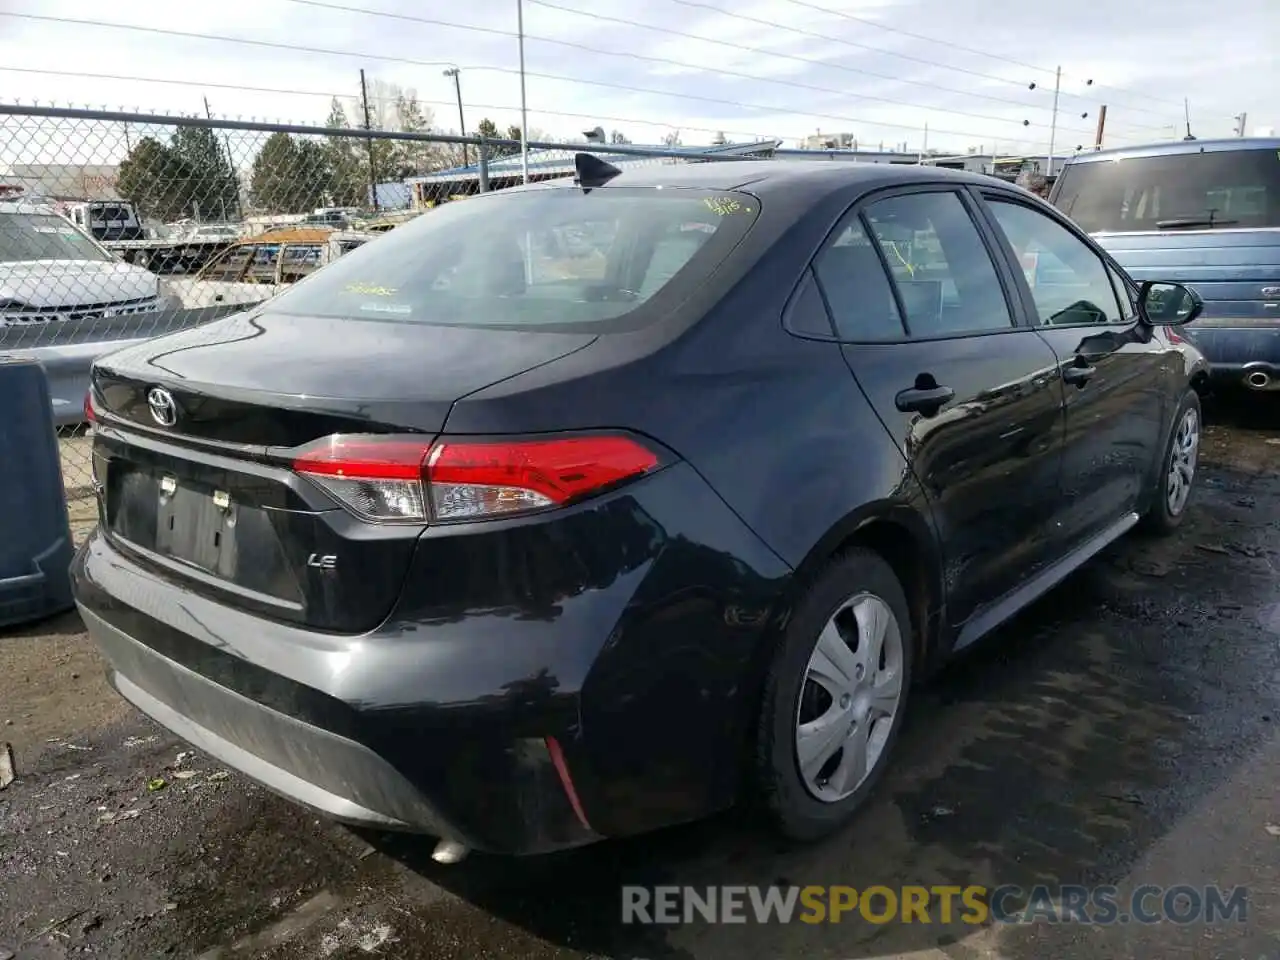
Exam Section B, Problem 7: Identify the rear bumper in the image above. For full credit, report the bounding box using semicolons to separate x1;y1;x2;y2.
71;461;790;853
1180;323;1280;390
83;604;450;832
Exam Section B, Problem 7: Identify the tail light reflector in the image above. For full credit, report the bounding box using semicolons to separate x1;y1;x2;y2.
292;434;661;523
84;389;97;424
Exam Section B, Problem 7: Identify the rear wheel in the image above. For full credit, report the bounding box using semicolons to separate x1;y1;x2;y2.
755;549;913;841
1140;390;1201;536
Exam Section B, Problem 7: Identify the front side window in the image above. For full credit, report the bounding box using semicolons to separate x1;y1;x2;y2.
862;191;1014;337
266;187;759;331
280;244;323;283
245;244;281;284
0;213;110;263
202;246;253;282
987;199;1126;326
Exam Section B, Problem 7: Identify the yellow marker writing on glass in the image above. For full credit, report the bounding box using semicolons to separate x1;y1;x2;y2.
703;196;747;216
344;282;397;297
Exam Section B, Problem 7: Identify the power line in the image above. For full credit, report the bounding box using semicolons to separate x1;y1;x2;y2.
525;0;1084;124
0;12;1090;146
274;0;1092;136
776;0;1188;112
282;0;1057;122
657;0;1177;133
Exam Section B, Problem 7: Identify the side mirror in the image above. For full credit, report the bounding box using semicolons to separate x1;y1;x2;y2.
1137;280;1203;327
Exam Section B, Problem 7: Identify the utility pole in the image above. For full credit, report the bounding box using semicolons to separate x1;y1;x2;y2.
918;122;928;163
1046;65;1061;176
443;67;468;166
360;69;379;212
1093;104;1107;151
1183;98;1195;140
1233;112;1248;137
516;0;529;183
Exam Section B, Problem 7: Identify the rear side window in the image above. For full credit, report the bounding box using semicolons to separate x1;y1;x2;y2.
813;216;905;341
863;192;1014;337
1055;148;1280;232
268;187;759;331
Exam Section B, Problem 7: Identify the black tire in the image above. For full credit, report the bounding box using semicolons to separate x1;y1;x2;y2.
1139;389;1201;536
755;548;914;842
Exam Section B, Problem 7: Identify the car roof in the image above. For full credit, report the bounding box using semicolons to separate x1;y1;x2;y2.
1064;136;1280;165
515;158;1017;200
236;227;335;245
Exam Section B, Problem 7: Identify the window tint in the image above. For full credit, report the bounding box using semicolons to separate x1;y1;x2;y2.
862;191;1014;337
813;216;905;341
1053;149;1280;232
268;188;759;331
988;200;1125;326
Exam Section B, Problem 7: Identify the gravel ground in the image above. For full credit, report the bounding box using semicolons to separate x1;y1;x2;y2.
2;395;1278;960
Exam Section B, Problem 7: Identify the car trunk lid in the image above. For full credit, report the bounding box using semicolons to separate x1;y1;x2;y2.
89;311;596;632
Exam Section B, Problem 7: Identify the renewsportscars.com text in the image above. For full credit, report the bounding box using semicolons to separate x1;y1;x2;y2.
621;884;1249;926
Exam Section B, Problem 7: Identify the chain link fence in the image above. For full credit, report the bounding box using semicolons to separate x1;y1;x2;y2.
0;104;764;531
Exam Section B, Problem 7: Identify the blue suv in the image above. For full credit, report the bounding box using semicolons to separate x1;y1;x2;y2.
1052;138;1280;393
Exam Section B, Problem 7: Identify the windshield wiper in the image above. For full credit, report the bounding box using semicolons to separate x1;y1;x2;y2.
1156;215;1239;229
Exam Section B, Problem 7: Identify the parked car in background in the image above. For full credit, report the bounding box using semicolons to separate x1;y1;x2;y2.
173;227;336;308
1;201;180;332
76;158;1206;861
0;201;184;423
1052;138;1280;392
65;200;147;242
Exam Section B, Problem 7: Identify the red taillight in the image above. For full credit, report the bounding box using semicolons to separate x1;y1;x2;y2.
83;390;97;423
292;434;660;524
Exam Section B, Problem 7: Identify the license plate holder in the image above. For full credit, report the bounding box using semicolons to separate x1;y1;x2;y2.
154;478;239;577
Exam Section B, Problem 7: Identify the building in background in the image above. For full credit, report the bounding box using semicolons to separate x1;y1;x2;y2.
0;164;121;201
801;132;857;150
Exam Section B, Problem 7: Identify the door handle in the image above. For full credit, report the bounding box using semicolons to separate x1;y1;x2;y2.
895;384;955;414
1062;363;1097;387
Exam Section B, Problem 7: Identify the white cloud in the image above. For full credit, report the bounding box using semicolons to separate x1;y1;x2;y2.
0;0;1274;154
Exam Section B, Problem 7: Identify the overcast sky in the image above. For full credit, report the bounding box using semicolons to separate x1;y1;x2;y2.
0;0;1275;157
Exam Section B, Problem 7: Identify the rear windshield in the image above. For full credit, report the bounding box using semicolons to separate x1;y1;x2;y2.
1054;148;1280;233
267;186;759;331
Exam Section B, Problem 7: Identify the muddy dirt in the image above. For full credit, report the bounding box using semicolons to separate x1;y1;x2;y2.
2;396;1278;960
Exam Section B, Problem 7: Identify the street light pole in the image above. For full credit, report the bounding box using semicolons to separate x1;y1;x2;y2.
443;67;468;166
517;0;529;184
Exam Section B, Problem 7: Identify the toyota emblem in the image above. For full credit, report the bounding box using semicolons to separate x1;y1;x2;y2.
146;386;178;427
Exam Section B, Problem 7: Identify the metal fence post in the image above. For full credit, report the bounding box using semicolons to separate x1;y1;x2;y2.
478;141;490;193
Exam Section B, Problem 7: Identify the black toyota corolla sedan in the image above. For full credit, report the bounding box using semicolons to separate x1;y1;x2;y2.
74;156;1207;860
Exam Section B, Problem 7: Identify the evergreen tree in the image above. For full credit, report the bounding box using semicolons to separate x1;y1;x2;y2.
117;137;194;223
171;126;240;221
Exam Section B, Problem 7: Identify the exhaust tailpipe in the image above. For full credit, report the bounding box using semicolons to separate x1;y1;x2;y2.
431;839;470;864
1246;371;1271;389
